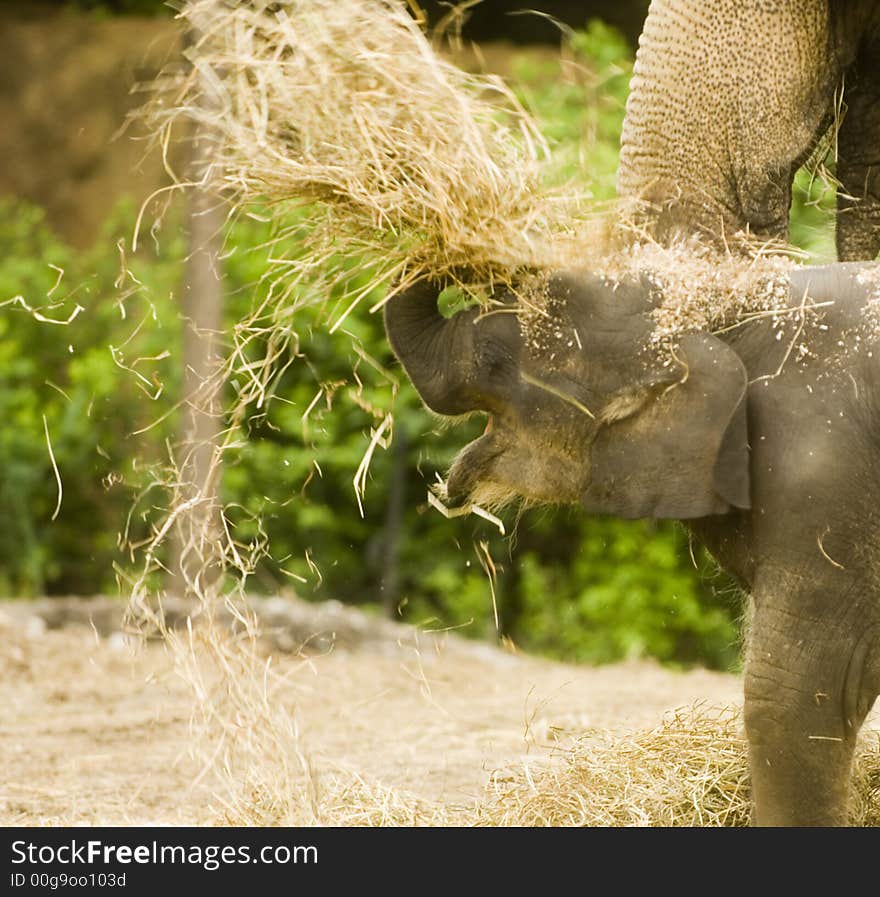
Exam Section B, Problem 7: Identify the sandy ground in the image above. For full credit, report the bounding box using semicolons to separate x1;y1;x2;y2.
0;597;756;826
5;597;879;827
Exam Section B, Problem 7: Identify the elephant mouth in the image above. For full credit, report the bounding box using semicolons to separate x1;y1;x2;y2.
445;427;503;507
445;415;587;511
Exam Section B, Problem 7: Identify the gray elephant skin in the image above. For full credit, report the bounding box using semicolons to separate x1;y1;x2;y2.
384;263;880;826
618;0;880;259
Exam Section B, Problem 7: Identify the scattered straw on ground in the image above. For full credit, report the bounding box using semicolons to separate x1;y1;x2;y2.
478;706;880;827
3;603;878;827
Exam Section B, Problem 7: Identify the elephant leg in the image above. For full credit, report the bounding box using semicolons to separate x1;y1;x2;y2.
836;50;880;261
743;593;880;826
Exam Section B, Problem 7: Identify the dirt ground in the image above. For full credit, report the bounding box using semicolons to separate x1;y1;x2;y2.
0;595;745;826
2;596;876;826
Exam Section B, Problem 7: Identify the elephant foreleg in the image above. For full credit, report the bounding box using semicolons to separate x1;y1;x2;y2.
743;592;880;826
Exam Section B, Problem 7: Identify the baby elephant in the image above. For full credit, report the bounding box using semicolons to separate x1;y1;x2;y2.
385;260;880;826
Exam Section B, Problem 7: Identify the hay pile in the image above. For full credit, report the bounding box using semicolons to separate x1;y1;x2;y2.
207;703;880;827
148;0;603;316
479;706;753;827
476;706;880;827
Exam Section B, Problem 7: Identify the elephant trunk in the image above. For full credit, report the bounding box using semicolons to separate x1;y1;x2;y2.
383;280;480;416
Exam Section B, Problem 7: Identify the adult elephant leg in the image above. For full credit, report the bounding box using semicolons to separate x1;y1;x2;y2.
837;49;880;261
743;587;880;826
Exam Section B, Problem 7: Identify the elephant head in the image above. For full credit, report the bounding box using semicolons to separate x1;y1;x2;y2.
384;272;751;519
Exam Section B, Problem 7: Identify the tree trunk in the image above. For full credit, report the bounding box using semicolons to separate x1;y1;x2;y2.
168;32;225;598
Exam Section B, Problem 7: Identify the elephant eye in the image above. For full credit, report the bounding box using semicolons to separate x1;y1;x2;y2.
598;388;651;424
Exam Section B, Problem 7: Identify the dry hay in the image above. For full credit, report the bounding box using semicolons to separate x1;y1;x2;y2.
476;705;880;827
145;1;804;325
145;0;607;315
609;241;798;347
519;239;805;364
214;772;455;827
128;0;612;823
205;703;880;827
479;706;753;827
142;0;819;345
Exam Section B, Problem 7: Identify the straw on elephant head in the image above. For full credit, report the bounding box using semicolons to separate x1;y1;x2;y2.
147;0;602;320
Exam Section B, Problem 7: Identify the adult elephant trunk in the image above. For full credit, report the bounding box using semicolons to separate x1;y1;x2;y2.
617;0;837;245
383;280;481;416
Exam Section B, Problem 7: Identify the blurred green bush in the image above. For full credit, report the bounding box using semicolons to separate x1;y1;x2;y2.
0;199;183;595
0;21;835;669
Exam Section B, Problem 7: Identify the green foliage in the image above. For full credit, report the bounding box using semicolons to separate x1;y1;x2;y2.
515;519;740;667
513;19;632;199
0;199;182;595
217;214;495;609
790;166;838;262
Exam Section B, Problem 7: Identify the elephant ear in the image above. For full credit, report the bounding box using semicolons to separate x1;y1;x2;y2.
582;332;750;520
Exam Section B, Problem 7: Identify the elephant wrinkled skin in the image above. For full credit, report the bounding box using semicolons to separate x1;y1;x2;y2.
385;263;880;825
618;0;880;260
